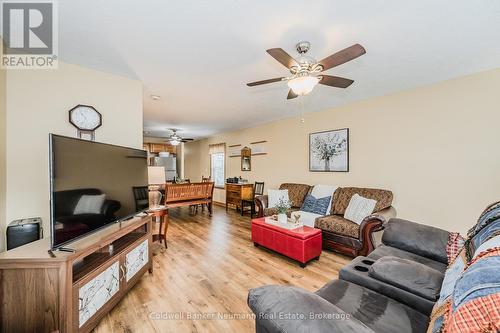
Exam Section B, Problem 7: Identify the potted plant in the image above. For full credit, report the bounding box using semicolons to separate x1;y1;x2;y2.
275;198;291;224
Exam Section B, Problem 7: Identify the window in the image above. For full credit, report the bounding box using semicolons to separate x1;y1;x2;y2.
209;143;225;188
210;152;225;188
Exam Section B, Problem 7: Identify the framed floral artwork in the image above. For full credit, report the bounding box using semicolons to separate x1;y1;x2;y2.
309;128;349;172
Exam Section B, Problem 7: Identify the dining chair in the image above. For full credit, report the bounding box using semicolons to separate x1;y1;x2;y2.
241;181;265;218
132;186;149;211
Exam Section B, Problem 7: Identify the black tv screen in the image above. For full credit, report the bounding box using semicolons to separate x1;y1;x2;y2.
49;134;148;249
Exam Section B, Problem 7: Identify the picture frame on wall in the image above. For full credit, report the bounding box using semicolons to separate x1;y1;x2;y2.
309;128;349;172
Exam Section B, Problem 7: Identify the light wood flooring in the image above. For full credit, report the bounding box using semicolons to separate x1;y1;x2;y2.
93;205;350;333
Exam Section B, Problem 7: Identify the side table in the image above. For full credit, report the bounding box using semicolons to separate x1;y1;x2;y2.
148;207;169;248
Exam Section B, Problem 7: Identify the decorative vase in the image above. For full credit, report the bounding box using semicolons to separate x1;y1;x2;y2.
148;185;163;209
278;213;287;224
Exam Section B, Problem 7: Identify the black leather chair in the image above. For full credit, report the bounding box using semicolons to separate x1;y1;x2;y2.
132;186;149;211
54;188;121;244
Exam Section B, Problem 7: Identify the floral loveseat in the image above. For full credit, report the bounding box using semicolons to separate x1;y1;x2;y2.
255;183;396;256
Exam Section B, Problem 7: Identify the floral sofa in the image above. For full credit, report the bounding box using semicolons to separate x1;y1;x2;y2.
255;183;396;256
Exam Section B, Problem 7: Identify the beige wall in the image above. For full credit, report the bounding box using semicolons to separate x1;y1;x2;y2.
4;62;143;247
0;65;6;251
185;68;500;234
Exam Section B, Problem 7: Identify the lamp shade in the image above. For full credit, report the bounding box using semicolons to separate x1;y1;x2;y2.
148;166;166;185
287;76;320;96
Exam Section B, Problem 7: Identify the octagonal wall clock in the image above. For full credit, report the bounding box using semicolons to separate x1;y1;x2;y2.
68;104;102;141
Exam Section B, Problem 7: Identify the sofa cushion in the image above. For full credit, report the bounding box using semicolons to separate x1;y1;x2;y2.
316;279;429;333
369;256;444;301
315;215;360;238
340;256;438;315
279;183;311;208
368;245;448;273
300;194;331;215
332;187;393;215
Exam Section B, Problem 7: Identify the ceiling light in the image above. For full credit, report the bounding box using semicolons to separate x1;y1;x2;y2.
287;76;320;96
170;139;180;146
150;94;161;100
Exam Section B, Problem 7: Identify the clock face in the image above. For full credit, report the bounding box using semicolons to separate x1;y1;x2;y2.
69;105;102;131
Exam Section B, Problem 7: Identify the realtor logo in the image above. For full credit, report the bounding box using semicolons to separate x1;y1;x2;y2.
1;0;58;69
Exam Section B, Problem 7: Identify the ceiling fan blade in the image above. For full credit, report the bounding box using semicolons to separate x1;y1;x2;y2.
247;77;285;87
287;89;298;100
319;75;354;88
318;44;366;71
266;48;299;68
182;138;194;141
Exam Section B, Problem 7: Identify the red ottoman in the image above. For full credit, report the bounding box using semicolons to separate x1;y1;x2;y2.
251;217;322;267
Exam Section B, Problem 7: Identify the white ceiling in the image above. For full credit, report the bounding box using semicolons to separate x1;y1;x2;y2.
59;0;500;139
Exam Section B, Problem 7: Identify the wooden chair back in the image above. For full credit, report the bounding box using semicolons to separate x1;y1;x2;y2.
254;182;265;196
164;182;214;204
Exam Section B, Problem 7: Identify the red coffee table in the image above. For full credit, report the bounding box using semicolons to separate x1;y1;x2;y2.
251;217;322;267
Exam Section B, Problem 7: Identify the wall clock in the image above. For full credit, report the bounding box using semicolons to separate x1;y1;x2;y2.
68;104;102;140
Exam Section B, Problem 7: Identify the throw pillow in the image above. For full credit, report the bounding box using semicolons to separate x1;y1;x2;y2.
300;194;331;215
310;184;337;215
343;194;377;225
74;194;106;215
268;189;289;208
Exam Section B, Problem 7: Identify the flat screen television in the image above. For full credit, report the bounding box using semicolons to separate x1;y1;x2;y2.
49;134;148;249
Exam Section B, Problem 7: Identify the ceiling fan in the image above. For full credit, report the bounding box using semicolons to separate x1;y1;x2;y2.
247;41;366;99
164;129;194;146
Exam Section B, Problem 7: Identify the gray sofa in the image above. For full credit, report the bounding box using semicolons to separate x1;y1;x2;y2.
248;218;451;333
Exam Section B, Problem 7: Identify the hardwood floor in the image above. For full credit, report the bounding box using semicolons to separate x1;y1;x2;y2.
93;206;350;333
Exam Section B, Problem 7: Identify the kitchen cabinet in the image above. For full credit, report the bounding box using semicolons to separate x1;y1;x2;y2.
145;143;176;154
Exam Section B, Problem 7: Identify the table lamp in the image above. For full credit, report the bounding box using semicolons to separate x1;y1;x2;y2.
148;166;166;208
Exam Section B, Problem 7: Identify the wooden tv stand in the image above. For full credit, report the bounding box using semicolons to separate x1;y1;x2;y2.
0;216;153;333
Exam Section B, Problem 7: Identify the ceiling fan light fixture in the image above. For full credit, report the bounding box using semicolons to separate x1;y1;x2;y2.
170;138;181;146
287;75;320;96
